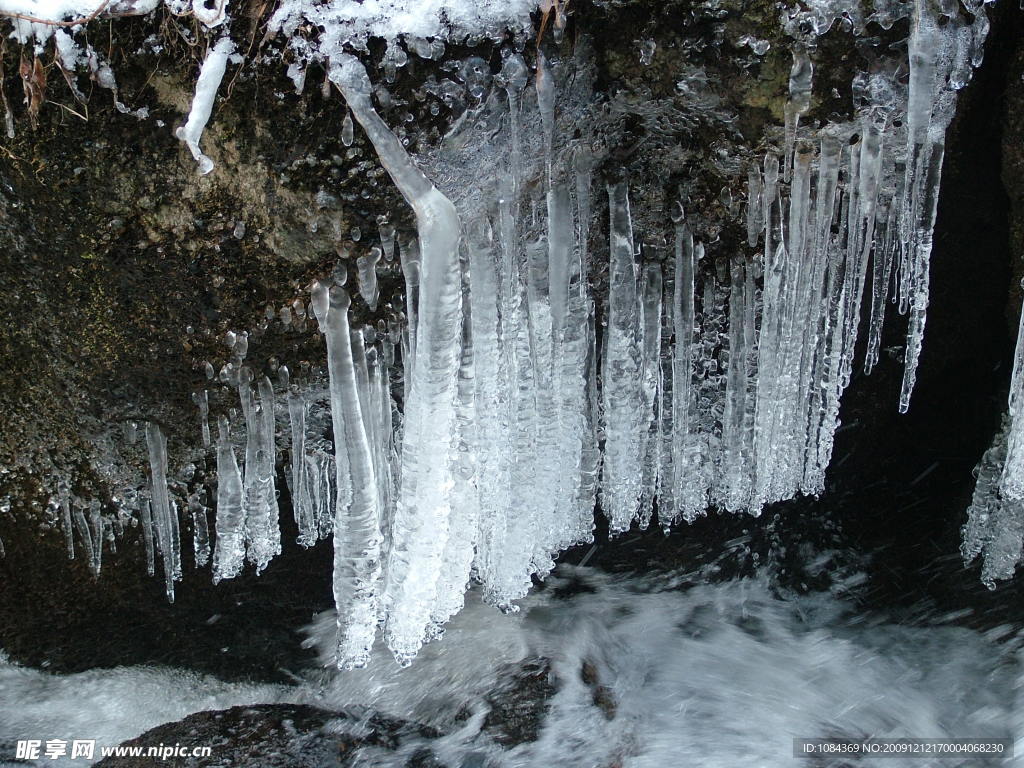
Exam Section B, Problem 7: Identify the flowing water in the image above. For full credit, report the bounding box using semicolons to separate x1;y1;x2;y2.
1;564;1019;767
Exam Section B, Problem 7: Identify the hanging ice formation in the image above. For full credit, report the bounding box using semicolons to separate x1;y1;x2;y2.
36;0;993;663
962;297;1024;587
175;37;235;175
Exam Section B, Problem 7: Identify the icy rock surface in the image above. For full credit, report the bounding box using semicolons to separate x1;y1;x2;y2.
7;0;997;661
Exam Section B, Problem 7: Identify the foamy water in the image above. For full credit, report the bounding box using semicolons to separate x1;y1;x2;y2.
2;567;1020;766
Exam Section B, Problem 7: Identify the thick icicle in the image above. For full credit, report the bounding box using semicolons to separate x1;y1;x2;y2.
638;259;663;528
322;286;384;669
331;53;462;664
238;373;281;573
212;415;245;583
670;204;702;523
602;183;645;533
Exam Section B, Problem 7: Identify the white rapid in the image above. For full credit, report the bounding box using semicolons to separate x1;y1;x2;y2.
1;570;1018;767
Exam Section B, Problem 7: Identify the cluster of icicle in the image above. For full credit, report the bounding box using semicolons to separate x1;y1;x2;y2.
962;301;1024;587
62;0;990;661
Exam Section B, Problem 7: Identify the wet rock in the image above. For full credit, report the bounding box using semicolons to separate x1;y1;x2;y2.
580;659;616;721
481;658;556;747
93;704;441;768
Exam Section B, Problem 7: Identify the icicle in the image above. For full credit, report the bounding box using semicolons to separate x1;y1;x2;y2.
1002;299;1024;501
311;280;330;333
193;390;211;448
535;51;555;186
803;136;844;493
233;369;281;574
746;167;763;248
189;493;211;567
466;218;511;603
174;37;234;175
212;415;245;583
963;418;1024;587
341;111;354;146
357;247;382;311
89;501;103;577
429;252;479;633
141;499;155;577
499;53;528;199
256;375;282;565
330;54;464;664
721;257;751;510
670;203;701;523
602;183;645;533
73;505;95;575
58;479;74;560
897;0;977;413
380;222;396;261
322;286;384;669
782;48;813;183
865;199;896;375
638;259;663;528
145;422;179;602
550;181;595;547
288;389;317;546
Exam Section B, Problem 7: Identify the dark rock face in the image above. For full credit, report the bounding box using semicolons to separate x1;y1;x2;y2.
93;704;440;767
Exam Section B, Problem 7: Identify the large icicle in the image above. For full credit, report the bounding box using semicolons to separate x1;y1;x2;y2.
602;183;646;533
897;0;981;412
212;415;245;583
330;54;463;665
238;373;281;573
669;204;702;523
322;286;384;669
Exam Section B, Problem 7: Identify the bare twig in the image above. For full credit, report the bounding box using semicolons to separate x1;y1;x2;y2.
52;99;88;120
